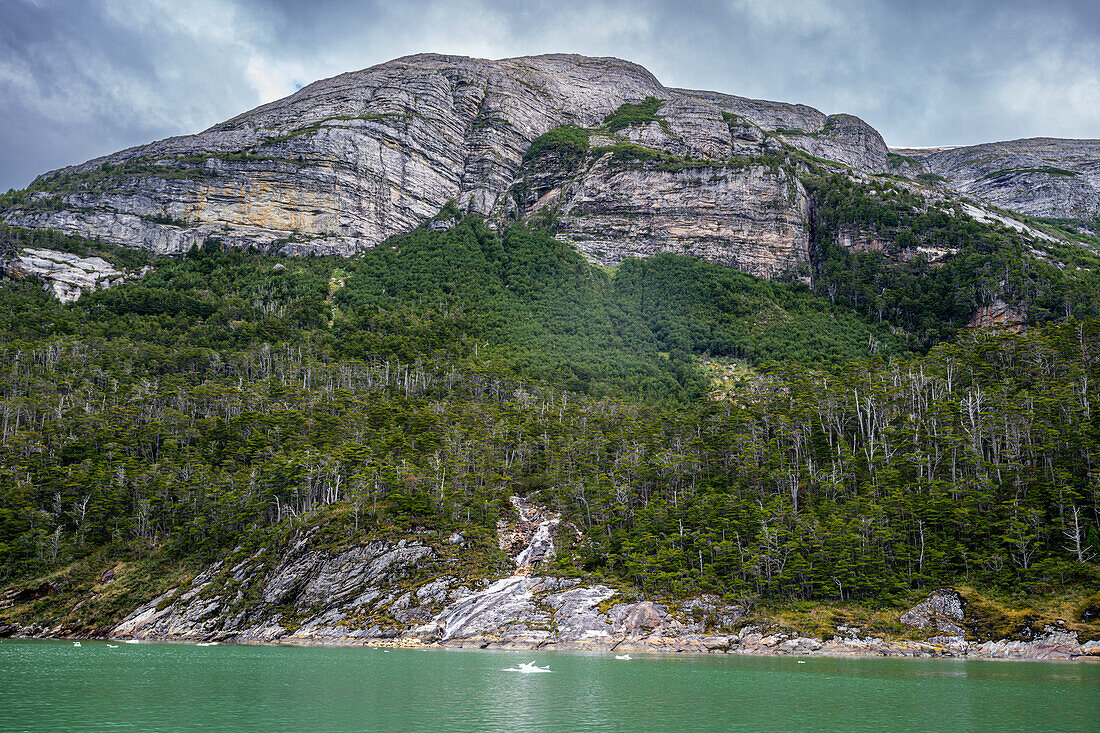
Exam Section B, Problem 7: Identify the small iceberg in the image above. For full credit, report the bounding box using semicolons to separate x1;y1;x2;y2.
614;654;632;660
107;644;119;648
196;642;218;647
122;639;141;644
72;642;81;647
503;660;551;673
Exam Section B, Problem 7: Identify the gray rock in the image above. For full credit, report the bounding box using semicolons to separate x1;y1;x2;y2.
1;53;887;280
900;588;967;637
893;138;1100;219
0;247;148;302
610;601;671;635
680;595;743;631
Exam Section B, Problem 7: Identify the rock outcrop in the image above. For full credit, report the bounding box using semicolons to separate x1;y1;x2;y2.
899;588;968;637
892;138;1100;219
0;247;149;302
5;508;1098;660
0;53;890;278
0;505;1054;659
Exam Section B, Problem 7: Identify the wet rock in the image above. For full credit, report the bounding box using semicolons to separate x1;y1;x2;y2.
543;584;616;643
610;601;671;635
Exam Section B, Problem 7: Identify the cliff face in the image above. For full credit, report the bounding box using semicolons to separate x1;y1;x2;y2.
892;138;1100;219
0;53;888;278
4;53;1094;281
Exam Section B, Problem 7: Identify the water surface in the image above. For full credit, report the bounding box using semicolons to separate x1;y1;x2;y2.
2;640;1097;732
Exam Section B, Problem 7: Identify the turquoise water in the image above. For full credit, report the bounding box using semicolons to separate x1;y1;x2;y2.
1;640;1098;732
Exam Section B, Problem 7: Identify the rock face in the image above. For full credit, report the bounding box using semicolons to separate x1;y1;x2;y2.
543;155;810;276
893;138;1100;219
900;588;968;637
0;247;148;303
9;509;1097;660
104;497;719;651
4;53;1092;280
967;299;1025;331
0;53;890;278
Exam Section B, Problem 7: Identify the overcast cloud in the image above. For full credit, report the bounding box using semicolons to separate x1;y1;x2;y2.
1;0;1097;192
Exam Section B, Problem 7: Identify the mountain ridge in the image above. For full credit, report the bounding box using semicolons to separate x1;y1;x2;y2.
1;52;1097;307
1;53;887;274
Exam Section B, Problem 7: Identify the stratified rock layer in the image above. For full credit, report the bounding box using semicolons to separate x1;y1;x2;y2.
893;138;1100;219
2;53;891;278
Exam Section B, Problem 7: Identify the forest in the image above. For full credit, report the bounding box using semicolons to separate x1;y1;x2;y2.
0;201;1098;612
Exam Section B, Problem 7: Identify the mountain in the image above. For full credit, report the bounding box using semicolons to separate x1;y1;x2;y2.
5;52;1095;282
1;53;1099;652
891;138;1100;220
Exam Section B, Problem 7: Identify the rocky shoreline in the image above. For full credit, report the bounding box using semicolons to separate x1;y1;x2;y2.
5;623;1099;662
3;498;1097;662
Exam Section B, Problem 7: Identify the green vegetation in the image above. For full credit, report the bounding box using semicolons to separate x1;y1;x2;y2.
0;224;152;268
1010;213;1100;245
261;113;416;146
589;143;789;174
175;153;295;166
591;142;676;165
22;158;212;199
139;214;190;228
613;254;909;368
332;217;704;402
803;172;1100;346
0;210;1098;622
523;125;591;166
602;96;668;133
915;173;947;186
887;152;922;169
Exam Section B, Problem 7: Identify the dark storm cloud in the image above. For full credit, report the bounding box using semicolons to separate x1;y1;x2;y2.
1;0;1097;192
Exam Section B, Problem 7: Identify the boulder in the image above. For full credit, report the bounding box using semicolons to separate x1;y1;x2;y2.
611;601;671;636
900;588;967;637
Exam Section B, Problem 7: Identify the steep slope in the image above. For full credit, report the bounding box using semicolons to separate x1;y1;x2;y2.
0;53;886;278
891;138;1100;219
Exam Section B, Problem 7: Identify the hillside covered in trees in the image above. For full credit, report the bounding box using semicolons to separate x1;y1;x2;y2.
2;209;1099;622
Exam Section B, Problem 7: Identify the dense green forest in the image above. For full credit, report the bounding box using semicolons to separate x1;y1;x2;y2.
1;213;1098;611
804;173;1100;346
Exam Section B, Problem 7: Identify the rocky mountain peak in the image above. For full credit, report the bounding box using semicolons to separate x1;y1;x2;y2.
1;52;889;278
2;52;1094;282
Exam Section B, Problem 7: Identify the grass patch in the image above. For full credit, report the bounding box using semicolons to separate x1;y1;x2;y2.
603;97;669;134
523;125;591;166
916;173;948;185
888;152;923;168
957;585;1100;643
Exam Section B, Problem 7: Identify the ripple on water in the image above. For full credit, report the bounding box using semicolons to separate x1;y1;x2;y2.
1;641;1098;733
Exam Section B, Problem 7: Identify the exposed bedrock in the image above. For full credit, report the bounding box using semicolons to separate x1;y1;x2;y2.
2;53;888;278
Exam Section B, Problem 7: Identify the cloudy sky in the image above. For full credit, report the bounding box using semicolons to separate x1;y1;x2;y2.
1;0;1097;192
